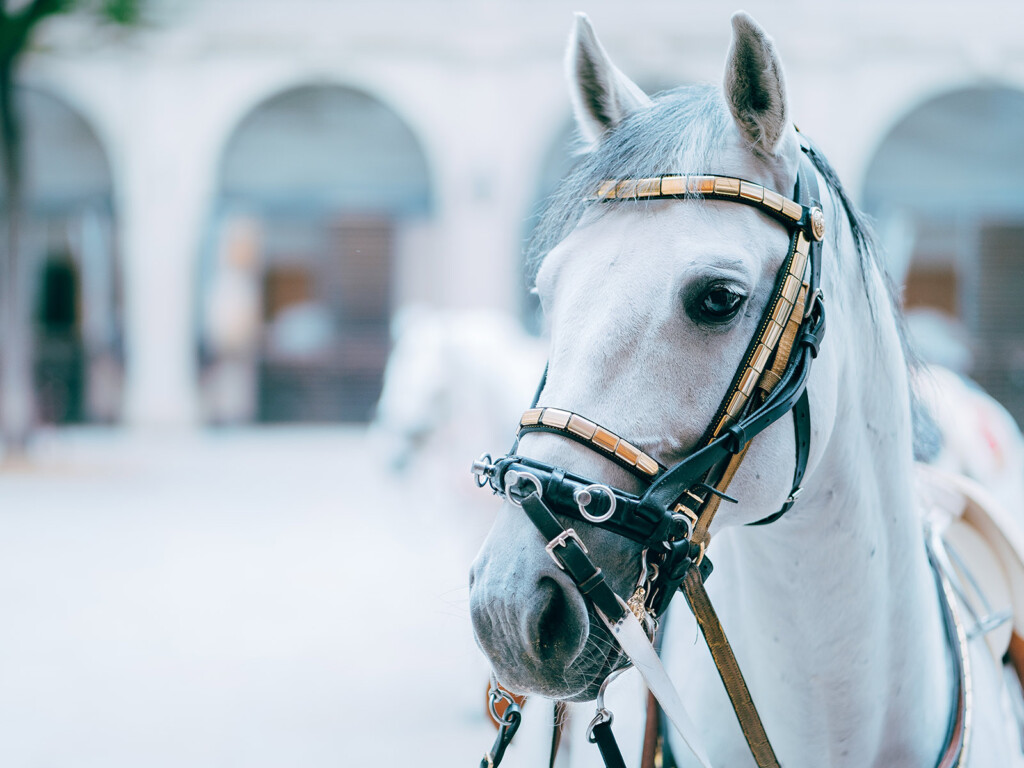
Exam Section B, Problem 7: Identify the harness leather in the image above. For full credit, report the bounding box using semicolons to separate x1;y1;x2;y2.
475;144;970;768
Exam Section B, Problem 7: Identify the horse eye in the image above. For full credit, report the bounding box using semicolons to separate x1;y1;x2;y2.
700;287;744;322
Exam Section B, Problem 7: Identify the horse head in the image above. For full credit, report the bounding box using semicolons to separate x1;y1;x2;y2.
469;12;838;701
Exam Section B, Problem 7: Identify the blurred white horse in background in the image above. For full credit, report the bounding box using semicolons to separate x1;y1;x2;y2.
374;305;546;515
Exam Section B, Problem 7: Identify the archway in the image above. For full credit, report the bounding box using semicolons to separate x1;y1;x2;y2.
862;85;1024;423
200;84;432;423
0;87;121;424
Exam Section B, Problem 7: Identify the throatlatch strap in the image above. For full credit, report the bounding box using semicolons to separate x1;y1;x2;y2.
682;569;781;768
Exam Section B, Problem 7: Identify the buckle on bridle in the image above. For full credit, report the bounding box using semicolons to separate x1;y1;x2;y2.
545;528;588;569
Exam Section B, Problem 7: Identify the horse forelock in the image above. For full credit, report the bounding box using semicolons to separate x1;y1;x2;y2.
526;85;731;281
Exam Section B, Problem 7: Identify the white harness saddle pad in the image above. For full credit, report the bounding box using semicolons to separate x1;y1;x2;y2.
917;462;1024;662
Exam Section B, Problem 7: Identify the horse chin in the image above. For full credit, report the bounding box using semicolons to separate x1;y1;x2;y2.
489;628;626;702
562;647;630;703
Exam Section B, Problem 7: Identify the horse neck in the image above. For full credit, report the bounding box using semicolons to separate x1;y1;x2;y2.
687;225;952;765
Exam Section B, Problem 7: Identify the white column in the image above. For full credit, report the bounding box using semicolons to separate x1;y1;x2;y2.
118;66;216;429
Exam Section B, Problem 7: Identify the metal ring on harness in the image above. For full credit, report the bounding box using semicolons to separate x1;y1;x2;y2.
472;453;494;488
575;483;617;523
504;469;542;506
487;684;520;727
586;666;627;741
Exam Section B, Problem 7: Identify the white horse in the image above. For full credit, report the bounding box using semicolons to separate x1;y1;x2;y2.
373;305;546;521
468;12;1024;768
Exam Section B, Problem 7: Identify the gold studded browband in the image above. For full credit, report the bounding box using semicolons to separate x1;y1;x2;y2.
592;173;826;241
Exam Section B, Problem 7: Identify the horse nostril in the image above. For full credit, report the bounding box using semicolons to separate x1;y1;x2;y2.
524;576;588;665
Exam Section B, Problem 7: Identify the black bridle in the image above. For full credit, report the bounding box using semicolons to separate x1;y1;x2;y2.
473;148;827;768
476;148;824;609
475;142;973;768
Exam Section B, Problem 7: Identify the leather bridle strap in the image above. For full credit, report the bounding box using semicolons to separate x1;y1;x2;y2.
518;491;625;623
682;569;780;768
516;489;714;768
477;157;826;768
589;719;628;768
638;159;820;768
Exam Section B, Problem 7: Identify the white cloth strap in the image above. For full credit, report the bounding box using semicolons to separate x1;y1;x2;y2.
598;600;714;768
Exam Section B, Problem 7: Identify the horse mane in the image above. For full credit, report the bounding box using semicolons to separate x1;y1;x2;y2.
526;83;936;458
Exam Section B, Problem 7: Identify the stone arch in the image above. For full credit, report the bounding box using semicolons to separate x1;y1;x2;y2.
862;84;1024;421
199;82;433;423
0;86;122;424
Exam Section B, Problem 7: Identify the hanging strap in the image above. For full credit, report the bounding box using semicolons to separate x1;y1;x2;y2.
597;603;713;768
682;569;781;768
589;719;628;768
515;487;713;768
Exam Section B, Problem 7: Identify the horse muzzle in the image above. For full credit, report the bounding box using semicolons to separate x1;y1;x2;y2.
468;514;614;699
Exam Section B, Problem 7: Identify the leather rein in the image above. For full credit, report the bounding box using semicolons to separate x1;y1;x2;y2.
473;147;970;768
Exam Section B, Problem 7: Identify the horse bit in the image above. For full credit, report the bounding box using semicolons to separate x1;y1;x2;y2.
471;143;969;768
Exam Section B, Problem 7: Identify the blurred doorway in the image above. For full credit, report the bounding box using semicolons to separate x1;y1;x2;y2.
200;85;432;424
862;85;1024;424
0;88;121;424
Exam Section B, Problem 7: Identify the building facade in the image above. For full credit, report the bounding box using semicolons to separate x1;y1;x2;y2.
11;0;1024;427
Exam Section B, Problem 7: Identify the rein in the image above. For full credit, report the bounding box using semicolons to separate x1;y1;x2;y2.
473;147;970;768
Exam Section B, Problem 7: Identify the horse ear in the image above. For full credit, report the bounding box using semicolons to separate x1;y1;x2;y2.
724;12;789;155
566;13;651;146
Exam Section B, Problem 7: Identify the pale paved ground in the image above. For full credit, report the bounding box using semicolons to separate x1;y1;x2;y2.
0;428;511;768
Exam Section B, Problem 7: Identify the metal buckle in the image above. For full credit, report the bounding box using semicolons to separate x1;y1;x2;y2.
672;503;699;538
574;483;616;523
545;528;588;569
786;486;803;505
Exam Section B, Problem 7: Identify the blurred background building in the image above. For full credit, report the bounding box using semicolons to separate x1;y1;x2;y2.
8;0;1024;432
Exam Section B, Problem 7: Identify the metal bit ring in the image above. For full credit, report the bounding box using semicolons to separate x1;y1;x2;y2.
574;483;616;523
504;470;543;506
